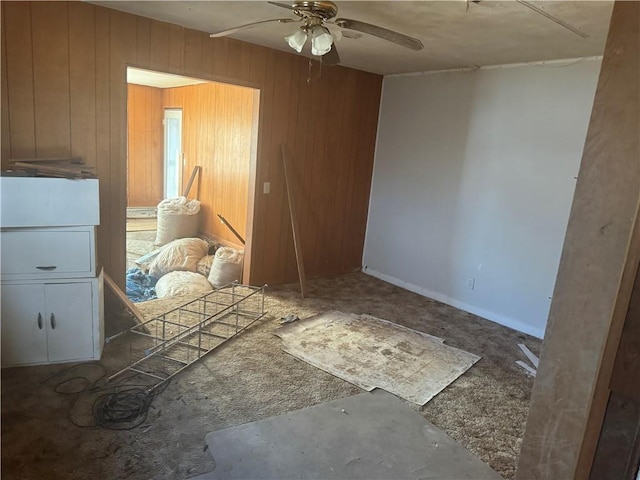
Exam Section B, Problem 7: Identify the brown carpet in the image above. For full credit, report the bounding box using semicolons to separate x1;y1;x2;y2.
1;273;540;480
126;218;157;232
126;230;157;270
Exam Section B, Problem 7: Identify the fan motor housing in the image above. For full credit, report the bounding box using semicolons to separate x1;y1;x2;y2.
292;1;338;20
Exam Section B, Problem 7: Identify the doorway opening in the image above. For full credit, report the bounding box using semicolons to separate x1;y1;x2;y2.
125;67;260;291
163;108;183;199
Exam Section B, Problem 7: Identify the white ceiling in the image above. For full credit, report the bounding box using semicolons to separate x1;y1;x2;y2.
91;1;614;75
127;67;208;87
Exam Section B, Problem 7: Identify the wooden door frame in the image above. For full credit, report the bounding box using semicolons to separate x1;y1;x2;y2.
516;2;640;478
123;65;262;285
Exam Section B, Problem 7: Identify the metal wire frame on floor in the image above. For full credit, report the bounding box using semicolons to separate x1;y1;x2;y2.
106;283;267;392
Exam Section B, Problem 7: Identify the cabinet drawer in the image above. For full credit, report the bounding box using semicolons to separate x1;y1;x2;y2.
1;229;95;279
0;177;99;227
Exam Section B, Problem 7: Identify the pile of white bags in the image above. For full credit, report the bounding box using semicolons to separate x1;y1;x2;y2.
154;196;201;246
208;247;244;287
155;271;213;298
148;238;209;279
196;254;215;277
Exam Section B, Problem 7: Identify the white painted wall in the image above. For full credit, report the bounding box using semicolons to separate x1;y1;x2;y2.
363;59;601;338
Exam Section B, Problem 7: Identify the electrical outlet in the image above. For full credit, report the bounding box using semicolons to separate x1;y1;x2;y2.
263;182;270;194
466;277;476;290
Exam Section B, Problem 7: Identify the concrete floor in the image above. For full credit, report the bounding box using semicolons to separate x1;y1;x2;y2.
195;390;502;479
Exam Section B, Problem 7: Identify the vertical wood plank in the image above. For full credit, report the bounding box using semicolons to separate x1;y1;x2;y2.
316;67;345;274
95;4;110;272
282;145;307;297
294;58;315;275
1;3;11;166
136;16;151;67
247;43;269;86
68;2;97;168
168;24;184;74
242;88;261;282
200;36;216;79
31;1;71;157
306;60;333;276
127;84;163;206
516;2;640;478
109;9;137;288
333;69;358;270
183;29;202;76
149;20;169;72
348;74;381;267
209;37;230;79
279;56;303;281
249;47;277;284
264;52;294;283
227;40;252;81
4;2;36;160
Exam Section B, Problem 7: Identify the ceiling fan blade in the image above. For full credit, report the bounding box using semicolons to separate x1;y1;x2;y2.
210;18;296;38
268;1;295;11
333;18;423;51
515;0;588;39
470;0;588;39
322;43;340;66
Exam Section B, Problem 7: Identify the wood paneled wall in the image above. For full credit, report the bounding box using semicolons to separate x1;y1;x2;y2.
1;1;382;288
127;84;164;207
163;82;255;246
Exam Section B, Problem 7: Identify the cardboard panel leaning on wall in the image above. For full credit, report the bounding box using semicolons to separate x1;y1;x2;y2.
364;59;601;338
1;1;382;288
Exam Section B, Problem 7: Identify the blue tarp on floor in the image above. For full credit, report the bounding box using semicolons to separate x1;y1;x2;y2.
126;267;158;303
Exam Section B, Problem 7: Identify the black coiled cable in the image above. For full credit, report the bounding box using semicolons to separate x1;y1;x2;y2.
41;363;170;430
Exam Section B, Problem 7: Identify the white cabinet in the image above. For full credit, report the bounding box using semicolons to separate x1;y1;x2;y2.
1;176;103;367
1;280;98;365
1;284;48;365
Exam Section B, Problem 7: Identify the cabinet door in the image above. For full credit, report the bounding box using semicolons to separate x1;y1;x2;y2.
44;283;94;362
1;284;48;365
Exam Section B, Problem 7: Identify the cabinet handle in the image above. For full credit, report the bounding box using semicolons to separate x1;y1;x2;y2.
50;313;56;330
36;266;57;271
37;313;43;330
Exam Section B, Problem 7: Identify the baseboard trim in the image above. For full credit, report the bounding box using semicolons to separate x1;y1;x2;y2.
127;207;157;219
363;268;545;339
198;231;244;251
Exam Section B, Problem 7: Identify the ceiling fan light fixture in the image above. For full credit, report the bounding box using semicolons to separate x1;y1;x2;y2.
310;25;333;56
285;28;308;53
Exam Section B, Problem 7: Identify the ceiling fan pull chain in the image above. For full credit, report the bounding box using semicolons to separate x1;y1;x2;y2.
307;58;313;83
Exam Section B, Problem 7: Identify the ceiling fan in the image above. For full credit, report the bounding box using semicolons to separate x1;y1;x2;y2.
209;1;424;66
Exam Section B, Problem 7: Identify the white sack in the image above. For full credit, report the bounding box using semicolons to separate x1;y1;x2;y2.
155;271;213;298
148;237;209;278
208;247;244;288
154;196;201;246
196;254;215;277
